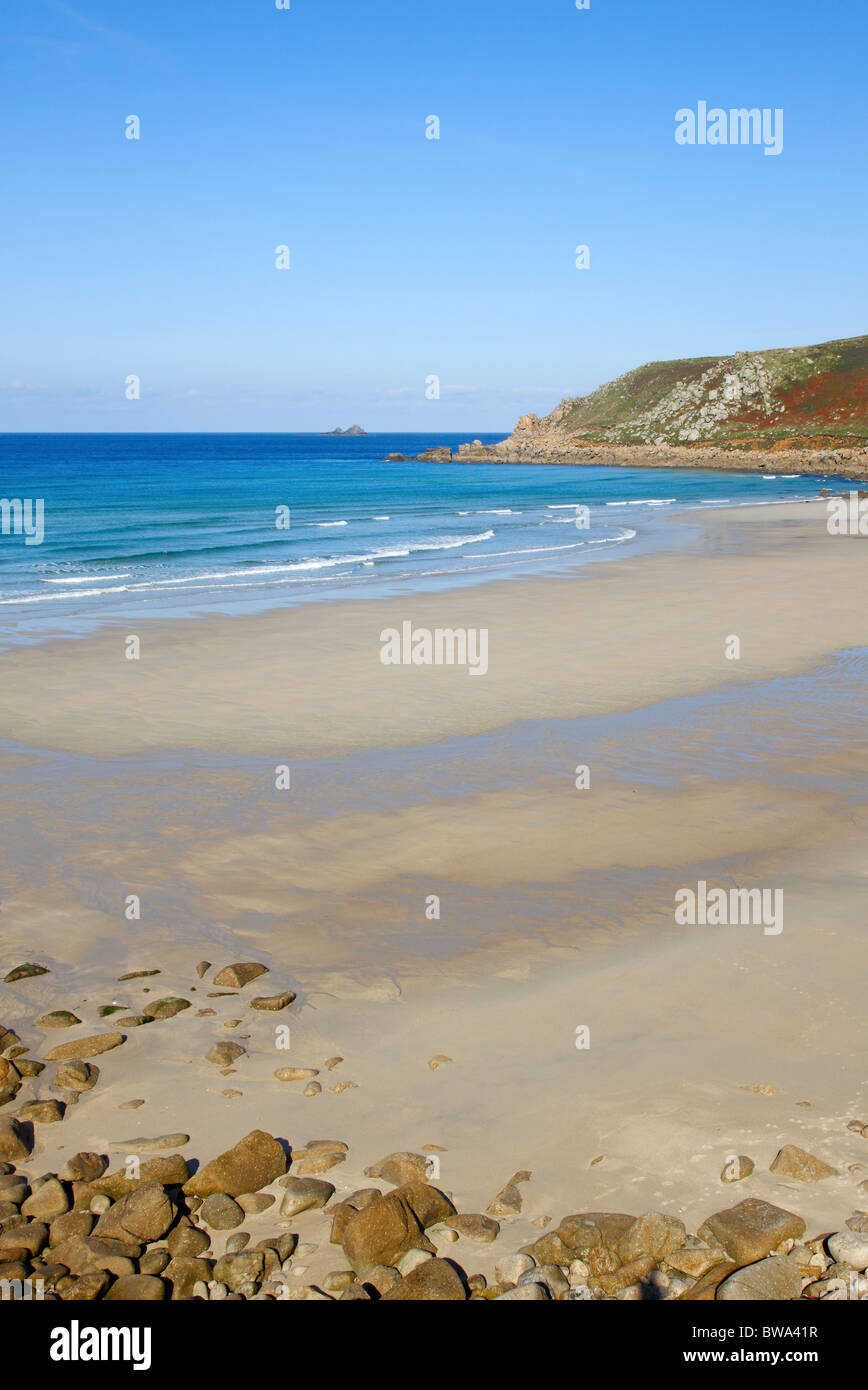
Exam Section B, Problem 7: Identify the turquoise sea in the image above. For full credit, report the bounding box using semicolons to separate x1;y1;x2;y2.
0;432;849;646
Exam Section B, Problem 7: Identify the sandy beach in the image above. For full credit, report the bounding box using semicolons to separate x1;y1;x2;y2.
2;498;868;1298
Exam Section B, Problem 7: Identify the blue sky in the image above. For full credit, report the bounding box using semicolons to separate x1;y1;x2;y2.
1;0;866;432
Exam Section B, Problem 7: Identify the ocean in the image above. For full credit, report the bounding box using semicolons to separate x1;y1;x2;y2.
0;432;845;646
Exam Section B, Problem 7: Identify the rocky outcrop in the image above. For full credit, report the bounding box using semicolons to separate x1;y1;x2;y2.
447;334;868;477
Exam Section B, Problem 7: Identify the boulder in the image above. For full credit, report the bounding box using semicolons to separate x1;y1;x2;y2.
93;1183;175;1243
44;1033;125;1062
717;1255;803;1301
698;1199;806;1264
618;1212;686;1263
769;1145;838;1183
251;991;295;1011
279;1177;335;1218
54;1060;99;1093
213;963;269;988
448;1213;500;1244
59;1152;107;1183
93;1155;190;1200
827;1230;868;1271
104;1275;167;1301
0;1117;32;1162
364;1152;430;1186
342;1183;455;1277
380;1257;466;1300
183;1131;287;1198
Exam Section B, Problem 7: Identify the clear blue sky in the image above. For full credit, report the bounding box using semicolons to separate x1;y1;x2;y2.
2;0;866;432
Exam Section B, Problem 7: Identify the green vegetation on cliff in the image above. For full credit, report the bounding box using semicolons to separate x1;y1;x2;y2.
549;334;868;450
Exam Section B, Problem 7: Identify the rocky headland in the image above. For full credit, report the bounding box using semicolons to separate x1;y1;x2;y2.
410;334;868;477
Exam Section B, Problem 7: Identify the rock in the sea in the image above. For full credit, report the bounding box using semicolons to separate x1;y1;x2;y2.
280;1177;335;1218
827;1230;868;1271
4;963;49;982
769;1145;838;1182
721;1155;755;1182
37;1011;81;1028
380;1257;466;1301
448;1213;500;1244
251;991;295;1011
342;1183;455;1277
195;961;211;979
199;1193;245;1230
698;1198;806;1264
205;1041;245;1066
717;1254;803;1300
213;963;269;989
54;1060;99;1092
184;1131;287;1198
618;1212;686;1263
274;1067;318;1082
44;1033;125;1062
364;1152;430;1186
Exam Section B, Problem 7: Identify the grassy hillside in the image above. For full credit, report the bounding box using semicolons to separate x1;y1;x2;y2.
553;335;868;449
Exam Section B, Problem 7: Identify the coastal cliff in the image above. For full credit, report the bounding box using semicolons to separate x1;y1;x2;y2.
453;334;868;476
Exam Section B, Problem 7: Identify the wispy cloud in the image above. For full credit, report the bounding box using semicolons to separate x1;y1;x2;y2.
41;0;166;61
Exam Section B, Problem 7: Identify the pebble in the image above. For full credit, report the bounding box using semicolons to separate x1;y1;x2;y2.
199;1193;245;1230
827;1230;868;1270
206;1041;245;1066
213;963;269;989
274;1067;318;1082
769;1145;838;1183
251;992;296;1012
495;1253;536;1284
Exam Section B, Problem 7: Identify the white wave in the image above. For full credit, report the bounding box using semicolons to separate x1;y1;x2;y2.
606;498;675;506
547;504;588;509
0;531;499;605
313;520;348;527
475;509;521;515
372;515;390;520
42;573;132;584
